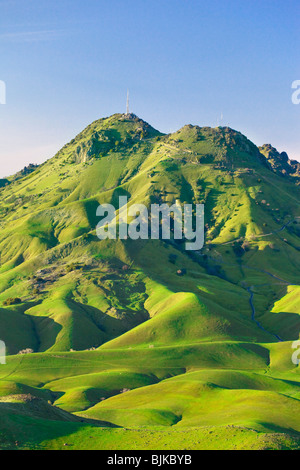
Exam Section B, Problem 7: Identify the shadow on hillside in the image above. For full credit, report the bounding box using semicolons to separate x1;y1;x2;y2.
83;199;103;228
26;313;62;353
66;298;149;346
261;307;300;341
0;399;119;449
0;303;62;355
252;283;300;342
256;421;300;436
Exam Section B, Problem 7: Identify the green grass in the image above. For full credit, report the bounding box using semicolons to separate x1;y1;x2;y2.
0;113;299;449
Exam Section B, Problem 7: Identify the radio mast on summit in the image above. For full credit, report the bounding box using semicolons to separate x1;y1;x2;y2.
126;89;129;115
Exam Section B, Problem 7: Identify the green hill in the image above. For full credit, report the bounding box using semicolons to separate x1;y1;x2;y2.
0;113;299;450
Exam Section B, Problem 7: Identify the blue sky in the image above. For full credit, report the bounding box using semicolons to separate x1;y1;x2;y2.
0;0;299;177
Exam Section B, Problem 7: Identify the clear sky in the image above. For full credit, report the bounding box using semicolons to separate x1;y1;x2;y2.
0;0;299;177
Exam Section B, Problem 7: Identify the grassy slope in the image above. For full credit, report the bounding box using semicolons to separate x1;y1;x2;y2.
0;114;299;449
0;341;299;449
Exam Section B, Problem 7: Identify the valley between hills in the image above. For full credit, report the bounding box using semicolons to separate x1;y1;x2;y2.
0;113;299;450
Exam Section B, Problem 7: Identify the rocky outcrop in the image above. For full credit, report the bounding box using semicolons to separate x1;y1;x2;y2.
259;144;300;182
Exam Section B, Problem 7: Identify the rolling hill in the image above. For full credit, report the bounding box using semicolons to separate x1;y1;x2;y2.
0;113;299;450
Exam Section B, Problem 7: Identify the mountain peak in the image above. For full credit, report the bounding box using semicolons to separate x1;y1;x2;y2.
259;144;300;180
167;123;267;169
53;113;163;165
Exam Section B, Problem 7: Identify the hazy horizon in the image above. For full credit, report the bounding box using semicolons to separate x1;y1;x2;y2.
1;0;299;177
1;112;299;179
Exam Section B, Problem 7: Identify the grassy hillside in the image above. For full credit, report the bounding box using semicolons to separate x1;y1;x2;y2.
0;113;299;450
